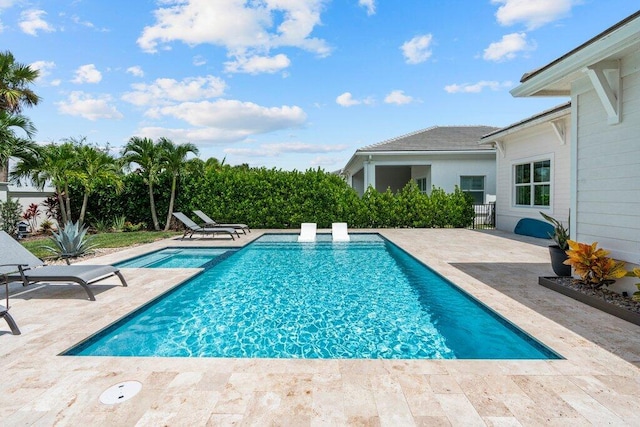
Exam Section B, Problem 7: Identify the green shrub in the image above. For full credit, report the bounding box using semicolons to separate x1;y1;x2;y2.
0;198;22;236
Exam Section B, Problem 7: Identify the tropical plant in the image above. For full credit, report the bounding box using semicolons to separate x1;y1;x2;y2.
159;137;198;231
564;240;627;289
41;194;62;224
0;197;22;236
11;141;77;223
22;202;40;233
0;50;40;114
43;221;96;262
0;110;37;182
112;215;126;232
38;219;54;234
93;218;111;233
625;268;640;302
121;137;166;230
540;211;570;250
71;140;124;224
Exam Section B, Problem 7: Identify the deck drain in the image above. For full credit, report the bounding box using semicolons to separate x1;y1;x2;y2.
99;381;142;404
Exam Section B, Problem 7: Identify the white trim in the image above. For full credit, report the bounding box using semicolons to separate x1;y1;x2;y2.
586;60;621;124
569;97;579;241
354;150;495;156
550;120;566;145
510;153;555;212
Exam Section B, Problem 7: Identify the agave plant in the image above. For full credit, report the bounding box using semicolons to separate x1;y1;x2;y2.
44;221;96;263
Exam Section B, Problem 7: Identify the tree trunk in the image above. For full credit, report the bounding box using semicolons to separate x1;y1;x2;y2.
0;160;8;182
79;192;89;225
149;182;160;230
57;189;68;224
164;175;177;231
64;183;72;222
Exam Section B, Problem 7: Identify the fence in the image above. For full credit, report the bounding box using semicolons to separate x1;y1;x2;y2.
472;203;496;229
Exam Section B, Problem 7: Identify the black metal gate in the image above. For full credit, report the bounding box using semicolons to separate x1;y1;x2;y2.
472;203;495;229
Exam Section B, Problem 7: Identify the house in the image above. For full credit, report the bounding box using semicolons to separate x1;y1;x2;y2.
341;125;499;203
480;102;571;233
0;159;55;231
508;11;640;292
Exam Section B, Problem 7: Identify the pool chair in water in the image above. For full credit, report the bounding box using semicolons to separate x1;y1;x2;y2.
298;223;317;242
0;230;128;303
332;222;350;242
192;210;251;234
173;212;240;240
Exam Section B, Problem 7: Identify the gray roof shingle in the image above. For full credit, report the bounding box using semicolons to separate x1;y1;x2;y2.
357;125;499;152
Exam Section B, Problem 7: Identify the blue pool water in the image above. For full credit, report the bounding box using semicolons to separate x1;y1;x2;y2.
114;247;233;268
66;234;560;359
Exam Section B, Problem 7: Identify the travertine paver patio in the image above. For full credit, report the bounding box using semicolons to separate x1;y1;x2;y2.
1;228;639;426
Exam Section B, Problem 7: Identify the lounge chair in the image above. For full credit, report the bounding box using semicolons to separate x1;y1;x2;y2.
0;231;128;302
193;210;251;234
332;222;350;242
1;276;20;334
298;223;317;242
172;212;239;240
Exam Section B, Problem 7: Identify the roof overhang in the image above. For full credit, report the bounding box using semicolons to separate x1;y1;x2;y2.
480;102;571;143
511;12;640;98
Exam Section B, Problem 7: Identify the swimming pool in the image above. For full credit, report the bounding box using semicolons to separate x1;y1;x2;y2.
114;247;235;269
65;234;560;359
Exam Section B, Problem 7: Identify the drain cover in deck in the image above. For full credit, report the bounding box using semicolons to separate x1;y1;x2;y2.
99;380;142;404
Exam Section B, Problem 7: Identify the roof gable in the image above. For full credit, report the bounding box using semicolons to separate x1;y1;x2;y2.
357;125;499;153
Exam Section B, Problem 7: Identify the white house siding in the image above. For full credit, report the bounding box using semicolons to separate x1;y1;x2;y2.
495;119;571;232
573;53;640;263
343;153;496;197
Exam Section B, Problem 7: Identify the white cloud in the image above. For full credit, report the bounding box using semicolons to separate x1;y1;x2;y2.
359;0;376;16
224;142;347;158
492;0;575;30
444;80;513;94
384;90;413;105
147;99;307;133
122;76;226;106
137;0;331;68
19;9;55;36
136;127;253;144
0;1;18;9
401;34;433;64
193;55;206;66
57;91;123;121
126;66;144;77
224;53;291;74
483;32;535;61
336;92;374;107
72;64;102;84
30;60;55;81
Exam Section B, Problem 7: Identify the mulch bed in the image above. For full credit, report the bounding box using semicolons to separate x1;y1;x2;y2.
545;276;640;315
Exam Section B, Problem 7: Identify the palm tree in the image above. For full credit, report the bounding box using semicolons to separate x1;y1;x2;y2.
0;110;37;182
121;137;165;230
0;51;40;183
73;143;124;224
12;142;77;223
0;50;41;114
159;137;199;231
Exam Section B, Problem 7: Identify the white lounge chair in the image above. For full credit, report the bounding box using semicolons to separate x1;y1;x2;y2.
332;222;350;242
298;223;317;242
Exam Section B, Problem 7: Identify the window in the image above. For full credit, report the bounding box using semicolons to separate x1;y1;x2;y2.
460;176;484;204
514;160;550;206
415;177;428;194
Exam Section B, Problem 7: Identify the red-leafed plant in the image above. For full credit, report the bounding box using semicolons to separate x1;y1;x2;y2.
564;240;627;289
22;203;40;234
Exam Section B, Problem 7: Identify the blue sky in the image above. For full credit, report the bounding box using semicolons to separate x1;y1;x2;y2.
2;1;638;171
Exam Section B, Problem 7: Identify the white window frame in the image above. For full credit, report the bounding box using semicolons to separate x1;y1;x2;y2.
460;175;485;204
415;177;429;194
512;157;552;208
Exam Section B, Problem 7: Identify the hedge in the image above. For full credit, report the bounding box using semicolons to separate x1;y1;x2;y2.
67;167;475;229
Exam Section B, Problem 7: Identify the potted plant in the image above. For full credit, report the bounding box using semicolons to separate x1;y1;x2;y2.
540;212;571;276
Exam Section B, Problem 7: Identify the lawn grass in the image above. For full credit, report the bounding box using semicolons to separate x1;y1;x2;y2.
22;231;180;259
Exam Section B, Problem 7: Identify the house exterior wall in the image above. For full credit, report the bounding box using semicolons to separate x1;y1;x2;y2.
495;118;571;232
343;152;496;197
572;51;640;264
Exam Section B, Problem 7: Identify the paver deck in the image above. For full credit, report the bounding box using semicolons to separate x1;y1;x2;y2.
1;229;639;426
